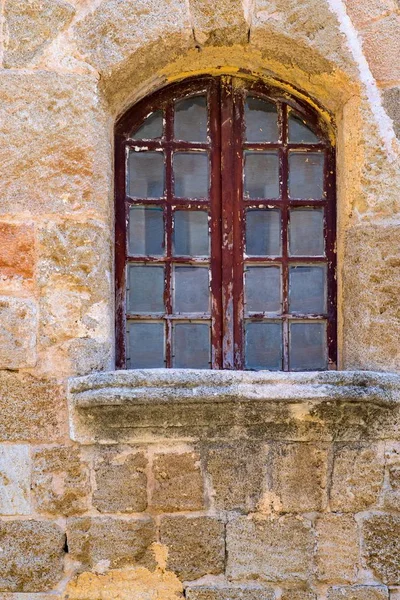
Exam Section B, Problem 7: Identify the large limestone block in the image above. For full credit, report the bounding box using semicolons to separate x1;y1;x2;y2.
0;297;37;369
226;515;313;583
344;0;398;28
383;441;400;511
0;520;65;592
189;0;250;45
362;514;400;585
186;585;275;599
0;223;34;280
327;586;389;600
0;371;65;443
3;0;75;68
316;514;359;584
0;72;108;216
383;87;400;139
360;14;400;83
0;445;31;515
281;592;316;600
150;452;204;512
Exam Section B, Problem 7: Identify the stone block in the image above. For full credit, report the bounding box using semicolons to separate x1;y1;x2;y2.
0;371;65;443
383;87;400;139
189;0;249;45
0;519;65;591
226;515;313;583
265;443;327;513
362;514;400;585
0;445;31;515
202;442;266;512
361;15;400;82
67;517;156;570
0;223;34;280
316;514;359;584
186;585;275;599
160;516;225;580
32;446;89;516
0;595;61;600
4;0;75;68
93;448;147;513
0;297;37;369
383;442;400;510
151;452;204;512
0;72;108;215
330;443;384;512
327;586;389;600
281;592;316;600
345;0;397;28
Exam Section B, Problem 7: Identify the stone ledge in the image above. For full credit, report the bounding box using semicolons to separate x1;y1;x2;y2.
67;370;400;443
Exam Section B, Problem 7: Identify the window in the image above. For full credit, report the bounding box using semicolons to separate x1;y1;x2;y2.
115;76;337;371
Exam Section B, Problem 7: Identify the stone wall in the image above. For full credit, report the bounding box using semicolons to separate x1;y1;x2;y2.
0;0;399;598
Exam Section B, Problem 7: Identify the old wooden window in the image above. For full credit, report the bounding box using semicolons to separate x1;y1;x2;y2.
115;76;336;371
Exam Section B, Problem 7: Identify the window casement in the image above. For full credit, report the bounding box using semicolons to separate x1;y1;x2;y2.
115;76;337;371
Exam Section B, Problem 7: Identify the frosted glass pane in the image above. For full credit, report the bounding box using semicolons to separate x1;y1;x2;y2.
127;265;164;313
129;206;164;256
174;210;209;256
289;209;324;256
131;110;163;139
127;322;165;368
246;209;281;256
174;266;209;313
289;322;327;370
175;96;207;142
245;267;281;313
244;152;280;199
245;97;279;142
174;153;209;198
173;322;210;368
288;111;319;143
128;151;164;198
289;266;326;314
245;322;282;370
289;152;324;199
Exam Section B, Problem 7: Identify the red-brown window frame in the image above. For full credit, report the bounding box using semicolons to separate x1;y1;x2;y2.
115;75;337;370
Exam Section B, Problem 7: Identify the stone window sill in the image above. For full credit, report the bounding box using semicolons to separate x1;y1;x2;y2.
67;369;400;443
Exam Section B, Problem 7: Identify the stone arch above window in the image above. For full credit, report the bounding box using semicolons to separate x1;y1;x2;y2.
115;76;337;371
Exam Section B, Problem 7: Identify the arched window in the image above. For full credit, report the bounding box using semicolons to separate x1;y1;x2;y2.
115;76;336;371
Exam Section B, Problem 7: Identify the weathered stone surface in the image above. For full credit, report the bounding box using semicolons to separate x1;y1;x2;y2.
344;0;397;28
0;223;34;280
316;514;359;583
3;0;75;68
93;448;147;513
383;87;400;139
383;441;400;510
0;297;37;369
0;595;61;600
190;0;249;45
0;520;65;591
264;443;327;513
362;514;400;584
160;516;225;580
0;371;65;443
67;517;156;570
330;443;384;512
0;445;31;515
186;585;275;600
0;72;108;215
202;442;266;512
281;592;316;600
327;586;389;600
151;451;204;512
226;515;313;583
32;446;89;516
360;15;400;83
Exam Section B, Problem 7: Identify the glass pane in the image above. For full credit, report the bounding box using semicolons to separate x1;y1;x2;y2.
127;265;164;313
174;266;209;313
289;266;326;314
245;97;279;142
174;153;209;198
289;322;327;370
288;111;319;143
129;206;164;256
127;322;165;368
175;96;207;142
289;209;324;256
289;152;324;199
131;110;163;140
244;152;280;199
174;211;209;256
246;209;281;256
128;151;164;198
173;322;210;369
245;322;282;370
245;267;281;313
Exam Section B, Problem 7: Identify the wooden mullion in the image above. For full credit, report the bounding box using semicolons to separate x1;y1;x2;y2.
281;103;289;371
165;101;174;368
